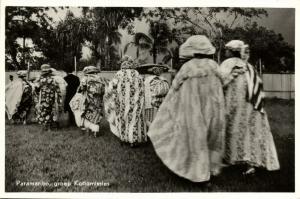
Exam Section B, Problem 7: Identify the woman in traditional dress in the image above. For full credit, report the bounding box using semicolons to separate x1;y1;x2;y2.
35;64;62;131
6;70;33;124
50;68;68;127
70;66;106;137
147;35;226;182
219;40;280;174
104;55;147;147
144;66;170;128
64;70;80;126
50;68;68;109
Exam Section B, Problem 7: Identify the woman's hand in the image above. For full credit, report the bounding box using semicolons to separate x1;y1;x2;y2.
232;67;246;77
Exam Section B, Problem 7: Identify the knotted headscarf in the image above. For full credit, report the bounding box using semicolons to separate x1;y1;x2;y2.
121;55;139;69
16;70;28;78
179;35;216;59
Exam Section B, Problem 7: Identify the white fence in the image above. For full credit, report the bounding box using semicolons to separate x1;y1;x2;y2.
262;74;294;99
5;71;294;100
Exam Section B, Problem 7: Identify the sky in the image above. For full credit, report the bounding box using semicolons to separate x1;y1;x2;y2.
40;7;296;60
257;8;295;45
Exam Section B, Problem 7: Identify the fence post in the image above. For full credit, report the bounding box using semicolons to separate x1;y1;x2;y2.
259;59;262;76
74;56;77;75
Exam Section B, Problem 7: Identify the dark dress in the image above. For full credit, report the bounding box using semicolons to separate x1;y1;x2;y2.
64;74;80;126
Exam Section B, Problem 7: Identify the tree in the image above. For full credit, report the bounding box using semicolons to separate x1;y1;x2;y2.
5;7;57;70
141;7;268;64
222;22;294;73
54;11;88;72
124;20;173;64
82;7;143;70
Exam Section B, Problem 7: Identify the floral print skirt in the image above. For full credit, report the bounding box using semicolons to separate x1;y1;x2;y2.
36;88;57;126
224;74;280;170
104;69;147;144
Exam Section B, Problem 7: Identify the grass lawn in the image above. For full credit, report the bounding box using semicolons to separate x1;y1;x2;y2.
5;99;294;192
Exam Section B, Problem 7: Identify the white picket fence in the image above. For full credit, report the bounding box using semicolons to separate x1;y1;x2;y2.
5;71;294;100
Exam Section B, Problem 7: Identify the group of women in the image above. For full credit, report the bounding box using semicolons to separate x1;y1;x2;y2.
6;64;67;130
5;34;280;184
147;35;280;182
70;55;170;143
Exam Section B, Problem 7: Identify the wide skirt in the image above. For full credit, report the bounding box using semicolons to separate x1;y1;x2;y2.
148;75;226;182
224;74;280;171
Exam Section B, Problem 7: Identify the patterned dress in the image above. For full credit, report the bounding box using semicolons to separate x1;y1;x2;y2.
12;80;33;121
77;74;106;131
104;69;147;144
6;79;33;122
220;59;280;170
35;75;62;127
144;75;170;124
147;58;226;182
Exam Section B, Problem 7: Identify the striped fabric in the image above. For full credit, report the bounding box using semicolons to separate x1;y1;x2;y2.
144;76;156;109
219;58;265;113
144;75;170;124
145;108;156;124
245;63;265;113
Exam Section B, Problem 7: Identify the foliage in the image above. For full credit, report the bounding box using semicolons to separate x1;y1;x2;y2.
5;7;294;72
141;7;268;64
141;7;267;38
5;7;56;70
81;7;143;70
124;20;174;64
53;11;88;72
5;7;142;71
222;22;295;72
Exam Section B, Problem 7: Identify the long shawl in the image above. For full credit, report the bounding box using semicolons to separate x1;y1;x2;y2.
147;58;226;182
104;69;147;143
5;79;24;120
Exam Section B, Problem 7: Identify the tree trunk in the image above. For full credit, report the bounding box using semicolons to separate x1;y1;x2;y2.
106;45;110;70
136;47;140;59
22;36;26;69
217;48;221;64
96;59;101;69
152;46;157;64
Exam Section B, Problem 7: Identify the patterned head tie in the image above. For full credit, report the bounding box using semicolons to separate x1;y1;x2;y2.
225;40;248;52
16;70;27;78
179;35;216;59
83;66;100;75
147;66;165;76
121;55;139;69
40;64;52;75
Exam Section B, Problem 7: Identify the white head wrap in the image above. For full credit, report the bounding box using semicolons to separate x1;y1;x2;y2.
179;35;216;59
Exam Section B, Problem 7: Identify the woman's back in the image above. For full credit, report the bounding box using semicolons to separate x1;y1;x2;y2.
172;58;220;91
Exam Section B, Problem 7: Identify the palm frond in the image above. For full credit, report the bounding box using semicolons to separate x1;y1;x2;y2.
124;42;134;54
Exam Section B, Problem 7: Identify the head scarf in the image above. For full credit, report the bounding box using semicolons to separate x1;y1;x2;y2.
147;67;164;76
225;40;248;52
179;35;216;59
40;64;52;75
121;55;139;69
83;66;100;75
16;70;27;78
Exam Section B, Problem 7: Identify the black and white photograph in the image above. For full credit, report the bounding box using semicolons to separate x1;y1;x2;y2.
1;1;297;196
